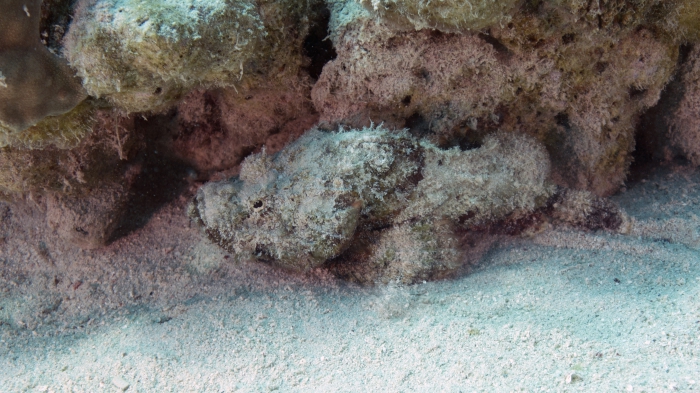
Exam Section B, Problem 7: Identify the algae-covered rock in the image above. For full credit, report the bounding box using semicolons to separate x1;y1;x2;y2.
356;0;520;32
355;0;700;40
313;2;679;196
678;3;700;42
190;126;553;275
0;108;140;196
64;0;322;112
0;100;96;149
0;108;142;248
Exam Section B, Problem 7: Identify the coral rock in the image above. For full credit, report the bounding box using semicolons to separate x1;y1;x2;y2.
171;84;318;177
655;46;700;165
357;0;520;32
313;5;678;196
64;0;321;112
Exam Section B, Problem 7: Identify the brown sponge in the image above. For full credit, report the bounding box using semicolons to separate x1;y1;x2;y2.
0;0;86;133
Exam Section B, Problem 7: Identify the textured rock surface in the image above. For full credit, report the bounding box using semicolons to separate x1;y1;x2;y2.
171;84;318;178
655;45;700;165
0;99;96;149
0;109;140;197
313;2;679;196
355;0;700;39
64;0;321;112
46;181;131;249
357;0;520;32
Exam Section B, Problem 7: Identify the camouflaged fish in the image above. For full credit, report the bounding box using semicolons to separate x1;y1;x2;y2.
188;125;582;272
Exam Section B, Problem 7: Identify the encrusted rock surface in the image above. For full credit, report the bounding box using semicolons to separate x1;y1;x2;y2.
650;45;700;165
64;0;322;112
314;1;679;196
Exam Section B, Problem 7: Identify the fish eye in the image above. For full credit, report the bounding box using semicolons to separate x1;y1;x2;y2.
252;200;264;210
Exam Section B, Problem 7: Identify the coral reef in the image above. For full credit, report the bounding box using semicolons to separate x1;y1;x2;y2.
3;0;700;284
1;0;322;247
313;2;679;196
357;0;520;32
189;125;553;274
0;0;86;137
355;0;700;40
646;45;700;165
171;84;318;178
64;0;322;112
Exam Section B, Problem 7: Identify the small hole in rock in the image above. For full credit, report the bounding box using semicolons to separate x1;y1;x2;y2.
562;33;575;44
628;86;647;99
555;112;571;129
478;33;511;59
405;113;433;138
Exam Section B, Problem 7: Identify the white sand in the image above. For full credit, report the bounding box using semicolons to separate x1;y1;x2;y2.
1;165;699;392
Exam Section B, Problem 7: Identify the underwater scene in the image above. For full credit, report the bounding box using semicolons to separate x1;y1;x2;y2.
1;0;700;391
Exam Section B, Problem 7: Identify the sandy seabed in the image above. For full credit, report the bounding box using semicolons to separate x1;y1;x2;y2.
1;164;699;392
